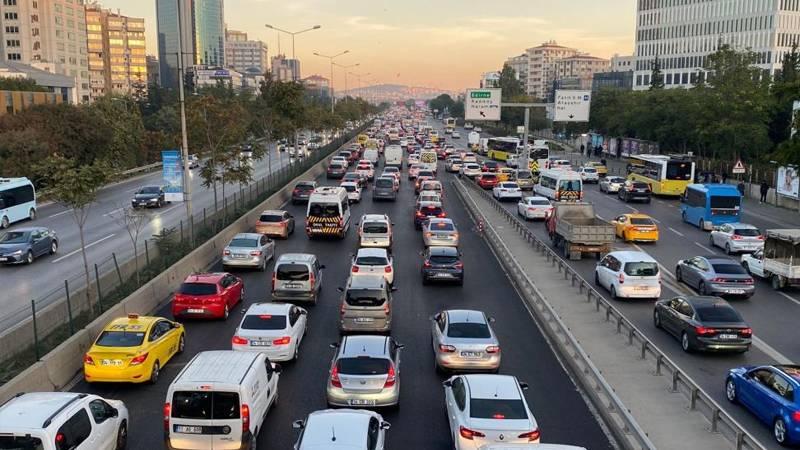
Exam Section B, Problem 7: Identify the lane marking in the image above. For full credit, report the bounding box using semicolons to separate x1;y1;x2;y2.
154;203;182;216
48;209;73;219
668;227;684;237
649;216;661;224
103;207;125;217
52;234;115;263
777;291;800;307
694;242;715;253
624;204;638;212
752;336;793;365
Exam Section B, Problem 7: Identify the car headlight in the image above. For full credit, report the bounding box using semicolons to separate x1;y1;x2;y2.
148;198;158;202
11;250;23;256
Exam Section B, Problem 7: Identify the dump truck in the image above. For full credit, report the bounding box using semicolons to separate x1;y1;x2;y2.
545;202;615;260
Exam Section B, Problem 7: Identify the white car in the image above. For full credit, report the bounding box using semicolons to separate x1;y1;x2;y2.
452;131;461;139
444;374;540;449
332;156;348;166
232;302;308;361
594;251;661;300
709;223;764;254
741;249;767;278
577;166;599;183
493;182;523;201
462;152;478;163
599;176;626;194
408;154;421;165
351;247;394;285
505;155;519;168
341;181;362;203
293;409;390;450
446;158;463;173
460;163;482;178
517;196;553;220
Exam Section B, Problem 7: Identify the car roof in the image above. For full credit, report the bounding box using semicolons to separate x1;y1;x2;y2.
104;314;160;330
184;272;226;283
607;251;657;263
243;302;293;316
462;374;522;400
340;335;391;358
623;213;653;220
362;214;389;222
0;392;89;430
356;248;389;258
446;309;487;324
303;409;378;447
347;274;386;289
232;233;263;240
773;365;800;384
704;256;738;264
260;209;286;215
683;295;732;308
276;253;316;264
175;351;262;385
429;246;459;256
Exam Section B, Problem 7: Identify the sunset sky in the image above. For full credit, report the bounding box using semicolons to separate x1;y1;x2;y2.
101;0;635;92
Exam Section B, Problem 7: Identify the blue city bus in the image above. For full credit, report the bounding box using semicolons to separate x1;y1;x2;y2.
0;177;37;229
680;183;742;231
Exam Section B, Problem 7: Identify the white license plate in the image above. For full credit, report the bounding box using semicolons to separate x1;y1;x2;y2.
187;309;204;314
634;286;650;291
719;334;738;340
250;341;271;347
175;425;203;434
435;273;453;278
101;359;123;366
354;317;374;323
460;352;482;358
349;399;376;406
727;289;745;294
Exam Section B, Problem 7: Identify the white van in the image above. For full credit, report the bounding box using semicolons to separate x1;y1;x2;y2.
165;351;280;450
594;251;661;300
534;169;583;202
306;187;351;239
384;145;403;168
419;150;437;173
363;149;379;165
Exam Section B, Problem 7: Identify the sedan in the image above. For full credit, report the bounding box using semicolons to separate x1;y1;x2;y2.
172;272;243;320
432;310;500;372
452;131;461;139
232;302;307;361
292;409;390;450
599;176;626;194
131;186;165;208
709;223;764;254
421;246;463;285
611;213;659;242
476;173;499;189
460;163;482;179
423;218;460;247
517;197;552;221
255;210;295;239
222;233;275;271
0;227;58;265
352;247;394;285
676;256;755;298
492;182;522;201
654;295;751;353
342;172;367;188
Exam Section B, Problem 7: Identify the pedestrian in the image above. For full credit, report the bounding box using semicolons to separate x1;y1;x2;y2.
760;180;769;203
580;144;585;155
722;172;728;184
600;158;607;167
737;181;745;196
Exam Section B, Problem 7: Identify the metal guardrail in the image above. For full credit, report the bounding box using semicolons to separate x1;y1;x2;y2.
455;177;767;450
119;161;162;177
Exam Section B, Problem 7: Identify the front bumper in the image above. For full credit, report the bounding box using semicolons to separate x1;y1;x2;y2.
0;252;25;263
131;199;160;207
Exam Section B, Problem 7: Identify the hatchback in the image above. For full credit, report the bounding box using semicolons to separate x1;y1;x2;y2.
343;172;367;188
423;218;460;247
327;335;403;408
232;302;308;361
517;197;552;221
341;182;363;203
493;182;522;201
595;251;661;300
255;210;295;239
577;166;599;183
619;181;652;203
338;275;395;334
408;164;423;179
421;246;464;285
327;162;347;179
477;173;499;189
222;233;275;271
172;272;244;320
654;295;751;353
414;203;446;229
292;409;390;449
352;248;394;285
599;176;626;194
461;163;482;178
432;310;500;372
709;223;764;254
291;181;317;204
676;256;755;298
481;161;499;173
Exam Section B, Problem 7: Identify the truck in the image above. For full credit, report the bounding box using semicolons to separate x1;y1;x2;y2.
468;132;480;151
545;203;615;260
740;229;800;290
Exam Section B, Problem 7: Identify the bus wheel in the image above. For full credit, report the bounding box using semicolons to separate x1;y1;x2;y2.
0;216;8;229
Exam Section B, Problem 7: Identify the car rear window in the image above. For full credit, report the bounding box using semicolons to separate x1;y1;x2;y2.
95;331;145;347
356;256;388;266
712;264;748;274
420;206;443;216
241;314;287;330
309;203;340;217
336;357;389;375
259;214;283;223
342;184;358;193
429;221;455;231
178;282;218;296
447;322;490;338
695;306;742;322
375;179;394;188
530;199;550;206
345;289;386;307
470;399;528;420
363;222;388;234
229;238;258;248
630;217;655;225
430;255;459;265
583;168;597;173
624;262;659;276
171;391;240;420
0;436;44;450
632;182;650;190
330;163;345;169
277;264;310;281
734;228;760;237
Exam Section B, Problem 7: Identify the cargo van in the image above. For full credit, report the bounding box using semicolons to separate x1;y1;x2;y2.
272;253;324;304
306;187;351;239
363;149;379;165
165;351;280;450
384;145;403;168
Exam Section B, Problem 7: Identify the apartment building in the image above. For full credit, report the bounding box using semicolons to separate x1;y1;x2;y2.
505;53;528;87
525;40;577;100
225;28;267;75
86;4;146;97
553;54;611;90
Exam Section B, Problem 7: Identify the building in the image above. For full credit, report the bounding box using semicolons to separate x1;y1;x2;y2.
270;54;299;81
146;55;159;85
611;54;635;72
189;65;243;90
525;41;578;100
633;0;796;90
480;71;500;88
592;71;634;92
224;29;267;75
0;59;75;103
85;4;146;98
303;74;330;98
156;0;225;90
0;0;90;102
505;53;528;87
553;54;611;92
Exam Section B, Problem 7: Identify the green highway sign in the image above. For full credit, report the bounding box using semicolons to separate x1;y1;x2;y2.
470;91;492;99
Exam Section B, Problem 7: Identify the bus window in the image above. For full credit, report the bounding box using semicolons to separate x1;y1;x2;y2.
666;162;692;180
710;195;740;209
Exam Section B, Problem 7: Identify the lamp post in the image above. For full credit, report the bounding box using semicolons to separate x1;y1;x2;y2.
264;24;321;81
313;50;349;113
333;62;359;98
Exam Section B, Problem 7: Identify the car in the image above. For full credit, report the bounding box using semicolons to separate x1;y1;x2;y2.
419;179;444;198
504;155;519;169
709;223;764;254
481;161;499;173
359;214;393;248
255;210;296;239
611;213;659;242
725;364;800;445
654;295;752;353
599;176;626;194
352;248;394;285
0;392;129;450
548;159;571;171
332;155;349;166
585;161;608;177
415;175;434;194
577;166;600;183
417;191;442;209
292;409;391;449
0;226;57;265
618;180;652;203
493;182;523;201
417;168;436;180
517;196;552;221
232;302;308;361
432;309;500;372
186;153;200;169
222;232;275;271
327;335;403;408
272;253;325;304
462;152;478;163
131;186;165;208
409;164;423;179
460;163;482;179
342;181;363;203
172;272;244;319
327;162;348;179
452;131;461;139
292;181;318;204
356;161;375;181
676;256;755;298
446;158;464;173
84;313;185;384
343;172;367;188
421;245;464;285
414;203;446;230
423;218;460;247
477;173;499;189
474;126;483;132
381;166;401;182
373;176;398;201
443;374;539;449
496;167;516;182
338;275;395;334
595;251;661;300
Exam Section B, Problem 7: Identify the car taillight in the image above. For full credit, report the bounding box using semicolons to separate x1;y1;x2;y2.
439;344;456;353
338;218;344;227
793;411;800;422
437;212;447;218
695;326;717;336
250;250;262;256
423;260;432;268
55;433;66;446
331;365;342;387
711;277;728;283
743;278;754;284
384;364;396;388
740;327;753;337
309;271;316;288
454;262;464;269
459;426;486;440
384;266;392;273
486;345;500;354
518;429;541;441
424;232;433;238
618;273;625;284
731;234;743;240
241;404;250;432
383;302;390;315
416;211;425;217
83;354;94;365
163;403;171;432
273;336;291;345
352;265;360;273
757;235;764;240
130;353;149;365
232;335;248;345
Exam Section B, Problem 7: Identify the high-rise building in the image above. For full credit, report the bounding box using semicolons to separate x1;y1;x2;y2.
146;55;160;85
592;54;635;92
505;53;528;87
270;54;299;81
225;29;267;75
85;4;146;98
633;0;796;90
0;0;91;102
156;0;225;90
525;41;577;100
553;54;611;91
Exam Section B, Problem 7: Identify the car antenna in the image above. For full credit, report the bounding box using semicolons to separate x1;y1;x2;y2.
330;425;337;442
494;385;499;398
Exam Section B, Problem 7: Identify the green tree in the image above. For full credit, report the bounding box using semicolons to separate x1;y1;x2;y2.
428;94;455;117
498;64;524;99
649;56;664;90
0;77;48;92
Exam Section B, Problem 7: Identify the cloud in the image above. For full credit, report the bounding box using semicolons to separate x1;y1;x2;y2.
344;16;398;31
470;17;548;26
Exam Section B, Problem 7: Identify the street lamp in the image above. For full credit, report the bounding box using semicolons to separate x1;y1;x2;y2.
348;71;370;99
313;50;349;113
333;62;359;97
264;24;321;80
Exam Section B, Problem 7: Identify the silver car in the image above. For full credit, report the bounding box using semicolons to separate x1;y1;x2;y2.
423;218;460;247
599;176;626;194
676;256;755;298
432;310;500;372
709;223;764;254
327;335;403;408
222;233;275;271
338;275;395;333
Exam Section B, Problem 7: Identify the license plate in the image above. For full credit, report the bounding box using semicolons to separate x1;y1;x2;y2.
727;289;745;294
175;425;203;434
435;273;453;278
250;341;271;347
187;309;204;314
460;351;482;358
719;334;738;340
234;254;248;259
354;317;374;323
101;359;123;366
349;399;376;406
634;286;650;291
284;283;302;289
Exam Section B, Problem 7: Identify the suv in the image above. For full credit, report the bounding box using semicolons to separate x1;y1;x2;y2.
359;214;393;249
338;275;395;334
272;253;325;304
0;392;129;450
619;180;652;203
326;335;403;408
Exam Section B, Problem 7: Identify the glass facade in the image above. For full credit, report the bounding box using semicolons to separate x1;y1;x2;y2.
194;0;225;67
156;0;194;89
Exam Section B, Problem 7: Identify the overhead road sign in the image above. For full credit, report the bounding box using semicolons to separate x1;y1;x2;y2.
554;90;591;122
465;88;501;121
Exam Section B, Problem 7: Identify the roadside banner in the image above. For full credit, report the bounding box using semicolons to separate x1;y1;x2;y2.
777;166;799;199
162;149;184;202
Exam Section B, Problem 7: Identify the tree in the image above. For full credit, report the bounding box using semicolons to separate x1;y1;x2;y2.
769;43;800;145
498;64;525;99
109;206;150;286
0;77;48;92
428;94;455;117
35;155;113;316
649;56;664;90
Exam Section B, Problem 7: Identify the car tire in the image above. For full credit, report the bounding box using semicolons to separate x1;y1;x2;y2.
50;240;58;255
725;378;738;403
699;219;706;231
115;421;128;450
774;418;788;445
177;334;185;354
699;282;708;296
25;250;34;265
725;243;732;255
676;267;683;282
29;208;36;221
149;361;160;384
681;332;692;353
709;234;716;248
610;286;618;300
654;310;662;328
223;304;230;320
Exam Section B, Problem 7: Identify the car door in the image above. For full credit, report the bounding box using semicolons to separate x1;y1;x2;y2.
87;399;119;449
744;368;778;422
145;323;166;369
682;258;700;286
662;298;683;336
750;250;765;277
445;377;465;439
763;373;795;424
694;258;711;289
29;230;45;257
675;300;695;337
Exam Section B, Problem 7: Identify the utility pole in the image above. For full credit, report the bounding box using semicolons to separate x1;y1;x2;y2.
176;0;192;240
314;50;350;113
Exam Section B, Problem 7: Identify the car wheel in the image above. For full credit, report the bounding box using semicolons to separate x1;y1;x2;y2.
681;332;692;352
699;219;705;231
742;262;751;275
149;361;160;384
610;286;618;300
709;234;716;248
594;271;601;286
725;243;732;255
774;418;788;445
50;240;58;255
653;310;662;329
725;378;738;403
260;258;266;272
115;421;128;450
25;251;34;265
0;216;8;229
699;281;708;295
177;334;185;354
29;208;36;221
676;267;683;282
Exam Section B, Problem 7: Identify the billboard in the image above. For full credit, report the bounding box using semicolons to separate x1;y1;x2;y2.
162;150;183;202
465;88;501;121
777;166;799;199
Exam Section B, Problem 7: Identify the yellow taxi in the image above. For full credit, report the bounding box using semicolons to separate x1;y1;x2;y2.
611;213;659;242
586;161;608;177
84;313;185;384
496;167;516;182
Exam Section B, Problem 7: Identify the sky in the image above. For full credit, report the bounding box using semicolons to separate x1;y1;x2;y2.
99;0;635;92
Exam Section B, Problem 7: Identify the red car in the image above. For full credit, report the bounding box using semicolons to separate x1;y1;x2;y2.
476;173;499;189
171;272;243;320
481;161;500;173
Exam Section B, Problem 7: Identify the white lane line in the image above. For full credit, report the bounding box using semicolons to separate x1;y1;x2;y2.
668;227;684;237
48;209;73;219
52;234;115;263
649;216;661;224
103;207;125;217
694;242;715;253
752;336;793;365
777;291;800;307
624;204;638;212
155;203;181;216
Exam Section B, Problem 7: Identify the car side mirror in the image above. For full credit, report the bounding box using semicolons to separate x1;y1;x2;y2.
489;317;496;323
391;287;398;292
337;287;344;292
300;310;308;315
442;380;453;388
519;381;529;390
109;407;119;418
329;342;340;349
380;421;391;430
292;420;305;430
319;264;326;270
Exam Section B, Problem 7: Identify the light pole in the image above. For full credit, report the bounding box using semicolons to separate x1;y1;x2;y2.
175;0;192;241
313;50;349;113
333;62;359;98
264;24;321;81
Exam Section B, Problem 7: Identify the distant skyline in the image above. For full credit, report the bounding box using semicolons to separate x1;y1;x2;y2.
99;0;634;92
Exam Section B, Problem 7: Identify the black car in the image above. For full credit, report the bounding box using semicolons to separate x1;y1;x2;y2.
619;181;652;203
292;181;318;204
653;295;752;353
0;227;58;265
421;246;463;285
131;186;166;208
327;163;347;179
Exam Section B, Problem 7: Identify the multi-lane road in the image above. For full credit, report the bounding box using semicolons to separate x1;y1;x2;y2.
72;149;614;449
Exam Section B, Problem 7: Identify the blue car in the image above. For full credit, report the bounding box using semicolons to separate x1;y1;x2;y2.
726;364;800;445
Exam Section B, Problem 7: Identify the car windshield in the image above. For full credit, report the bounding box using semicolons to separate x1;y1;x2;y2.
0;231;30;244
363;222;388;234
0;436;44;450
470;399;528;420
309;203;340;217
481;174;497;180
178;282;217;296
734;228;760;236
624;262;659;276
343;184;358;193
95;330;145;347
529;199;550;206
259;214;283;223
171;392;240;420
376;179;394;188
276;264;309;281
336;357;390;375
356;256;388;266
345;289;386;307
447;322;490;338
241;314;287;330
429;221;455;231
695;306;742;322
632;182;650;189
559;180;581;191
630;217;655;225
229;238;258;248
712;264;748;274
138;187;160;194
583;168;597;173
517;171;532;179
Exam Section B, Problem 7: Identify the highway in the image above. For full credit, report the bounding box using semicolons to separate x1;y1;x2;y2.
72;152;614;449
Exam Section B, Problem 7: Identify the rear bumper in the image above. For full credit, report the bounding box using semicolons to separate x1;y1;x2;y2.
327;385;399;407
165;431;253;450
708;284;755;297
422;269;464;282
232;343;294;361
222;256;264;268
84;364;151;383
618;285;661;298
695;337;751;352
340;317;391;333
272;289;316;302
436;353;500;371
